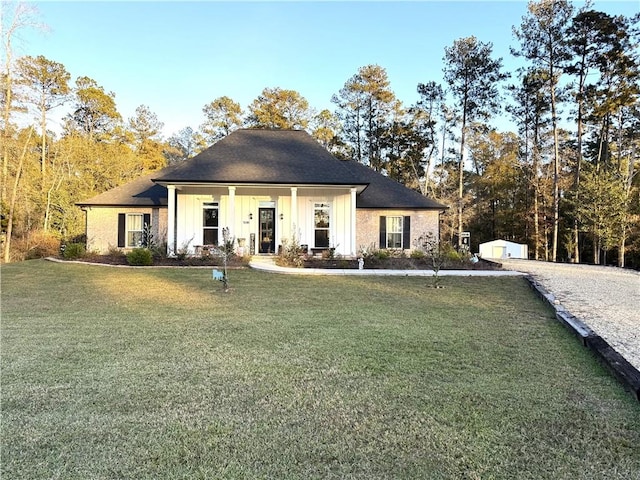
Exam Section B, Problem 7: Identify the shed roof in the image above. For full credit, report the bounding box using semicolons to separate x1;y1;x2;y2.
479;239;527;247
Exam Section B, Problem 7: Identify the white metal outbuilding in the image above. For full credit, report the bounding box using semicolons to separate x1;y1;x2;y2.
479;239;528;259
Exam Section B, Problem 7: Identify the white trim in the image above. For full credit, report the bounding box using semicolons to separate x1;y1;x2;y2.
291;187;298;233
228;186;236;238
167;185;176;256
202;201;220;246
386;216;403;249
350;188;357;255
313;201;331;248
126;213;144;248
153;182;367;193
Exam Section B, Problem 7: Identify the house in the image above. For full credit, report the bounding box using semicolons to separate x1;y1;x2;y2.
478;239;529;259
77;129;447;257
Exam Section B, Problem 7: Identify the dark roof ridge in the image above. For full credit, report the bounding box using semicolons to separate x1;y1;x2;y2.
152;129;364;185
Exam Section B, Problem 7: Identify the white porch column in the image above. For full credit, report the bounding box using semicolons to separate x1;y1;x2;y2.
290;187;298;234
350;188;357;255
167;185;176;256
227;186;236;238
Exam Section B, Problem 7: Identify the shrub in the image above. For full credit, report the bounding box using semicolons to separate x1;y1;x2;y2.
277;233;305;268
410;249;426;259
150;242;168;260
445;249;463;262
11;230;61;261
105;244;123;256
176;237;194;260
374;249;390;260
126;248;153;266
321;247;338;260
63;243;86;259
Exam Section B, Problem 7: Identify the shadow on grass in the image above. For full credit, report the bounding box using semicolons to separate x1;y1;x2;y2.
2;261;639;479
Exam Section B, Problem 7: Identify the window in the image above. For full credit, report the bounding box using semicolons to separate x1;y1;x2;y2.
314;203;330;248
386;216;403;249
126;214;144;247
379;215;411;249
118;213;151;248
203;202;219;245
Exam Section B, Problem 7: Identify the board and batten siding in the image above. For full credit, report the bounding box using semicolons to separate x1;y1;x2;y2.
296;189;353;255
174;186;356;255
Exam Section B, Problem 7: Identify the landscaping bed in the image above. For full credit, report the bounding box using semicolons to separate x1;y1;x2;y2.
58;251;501;270
64;251;250;267
303;256;501;270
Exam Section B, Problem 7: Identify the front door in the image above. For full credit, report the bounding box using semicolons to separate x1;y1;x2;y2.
258;208;276;253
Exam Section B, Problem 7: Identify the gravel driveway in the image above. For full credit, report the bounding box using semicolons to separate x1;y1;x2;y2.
501;259;640;371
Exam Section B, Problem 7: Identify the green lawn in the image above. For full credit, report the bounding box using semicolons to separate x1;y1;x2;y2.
2;260;639;479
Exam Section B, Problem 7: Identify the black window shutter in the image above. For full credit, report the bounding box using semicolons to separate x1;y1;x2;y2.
117;214;126;247
142;213;151;247
379;216;386;249
403;216;411;249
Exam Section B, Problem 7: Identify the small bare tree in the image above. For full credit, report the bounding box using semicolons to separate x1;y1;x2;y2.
210;227;234;292
416;232;446;288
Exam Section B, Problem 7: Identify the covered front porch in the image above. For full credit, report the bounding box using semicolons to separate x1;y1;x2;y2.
164;184;362;257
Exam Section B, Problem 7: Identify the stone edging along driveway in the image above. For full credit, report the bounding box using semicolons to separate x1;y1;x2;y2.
500;259;640;401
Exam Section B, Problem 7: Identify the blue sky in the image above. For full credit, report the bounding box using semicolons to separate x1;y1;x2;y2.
17;1;640;137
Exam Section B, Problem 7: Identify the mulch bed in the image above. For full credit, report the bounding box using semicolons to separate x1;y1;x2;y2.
61;254;501;271
302;257;502;270
68;254;249;267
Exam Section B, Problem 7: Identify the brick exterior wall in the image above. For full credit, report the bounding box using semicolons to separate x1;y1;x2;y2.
85;206;168;254
356;209;440;254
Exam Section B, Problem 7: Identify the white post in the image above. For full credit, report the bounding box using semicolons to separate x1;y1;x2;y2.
290;187;298;233
167;185;176;256
228;186;236;238
350;187;357;255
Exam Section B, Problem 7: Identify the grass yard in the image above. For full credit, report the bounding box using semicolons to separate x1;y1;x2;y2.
2;260;639;479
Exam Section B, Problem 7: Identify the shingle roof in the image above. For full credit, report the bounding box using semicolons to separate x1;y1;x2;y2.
152;129;365;186
76;173;168;207
340;160;447;210
78;129;447;211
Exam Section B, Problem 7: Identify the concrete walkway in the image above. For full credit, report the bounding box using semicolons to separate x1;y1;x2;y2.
249;256;525;276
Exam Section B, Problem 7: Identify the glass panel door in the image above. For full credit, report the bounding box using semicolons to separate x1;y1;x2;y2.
259;208;275;253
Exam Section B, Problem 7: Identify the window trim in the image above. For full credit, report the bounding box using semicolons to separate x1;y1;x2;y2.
202;202;219;246
379;215;411;250
386;216;403;249
313;202;331;248
117;213;150;248
126;213;145;248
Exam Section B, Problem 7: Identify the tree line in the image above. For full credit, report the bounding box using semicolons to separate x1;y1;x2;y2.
2;0;639;266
